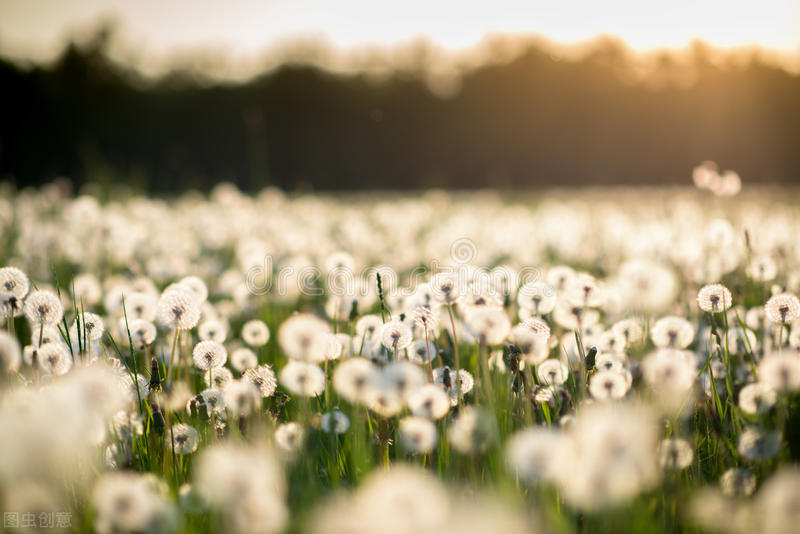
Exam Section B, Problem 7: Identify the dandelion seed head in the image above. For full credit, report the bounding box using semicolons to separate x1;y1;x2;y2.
23;290;63;326
224;380;260;417
243;364;277;398
280;361;325;397
230;347;258;372
429;272;461;305
765;293;800;324
758;353;800;392
204;367;234;390
242;319;270;347
506;427;564;484
194;444;287;534
198;319;227;343
192;340;227;370
122;292;158;322
407;384;450;420
611;318;644;346
720;467;756;497
657;438;694;470
157;286;201;330
755;467;800;534
333;357;380;404
37;342;71;376
546;266;575;292
0;331;22;373
177;275;208;303
517;281;557;315
537;359;569;386
278;313;331;362
321;408;350;434
508;325;550;365
650;316;695;349
448;407;497;454
170;423;199;455
73;311;105;342
380;319;414;352
0;266;30;299
127;319;157;350
274;422;305;458
738;426;781;462
738;382;777;415
589;370;629;401
398;416;438;454
93;472;176;534
697;283;733;313
355;314;384;342
408;339;437;365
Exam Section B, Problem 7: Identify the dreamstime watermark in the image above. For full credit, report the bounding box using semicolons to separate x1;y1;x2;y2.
244;237;554;300
3;511;71;529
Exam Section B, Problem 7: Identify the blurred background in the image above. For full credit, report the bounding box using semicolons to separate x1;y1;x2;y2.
0;0;798;192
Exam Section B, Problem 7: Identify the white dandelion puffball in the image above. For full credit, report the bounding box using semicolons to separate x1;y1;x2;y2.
465;307;511;346
230;347;258;372
194;444;287;534
24;290;63;326
122;292;158;322
74;312;105;342
537;359;569;386
198;320;227;343
517;281;557;315
170;423;199;454
127;319;157;350
92;472;176;534
720;468;756;497
242;319;270;347
738;382;777;415
0;266;30;298
280;361;326;397
192;340;227;370
157;286;201;330
321;409;350;434
178;275;208;303
224;380;261;417
380;320;413;352
758;353;800;392
381;361;426;402
697;284;733;313
737;427;781;461
765;293;800;324
506;427;565;484
204;367;234;390
509;325;550;365
399;416;438;454
448;406;497;454
243;364;278;397
278;313;331;362
408;339;437;364
0;331;22;373
333;357;380;404
589;370;629;401
658;438;694;470
37;342;72;375
274;422;306;456
429;271;461;304
355;314;384;342
408;384;451;420
650;316;695;349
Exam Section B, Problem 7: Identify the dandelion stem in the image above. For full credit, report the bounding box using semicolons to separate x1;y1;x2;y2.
447;304;461;407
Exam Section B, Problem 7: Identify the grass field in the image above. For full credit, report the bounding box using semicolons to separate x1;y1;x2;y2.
1;183;799;533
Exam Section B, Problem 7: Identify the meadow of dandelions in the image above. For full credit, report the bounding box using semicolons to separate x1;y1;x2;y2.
1;181;800;534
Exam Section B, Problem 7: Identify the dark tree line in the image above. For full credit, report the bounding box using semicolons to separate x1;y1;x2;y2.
1;37;798;192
